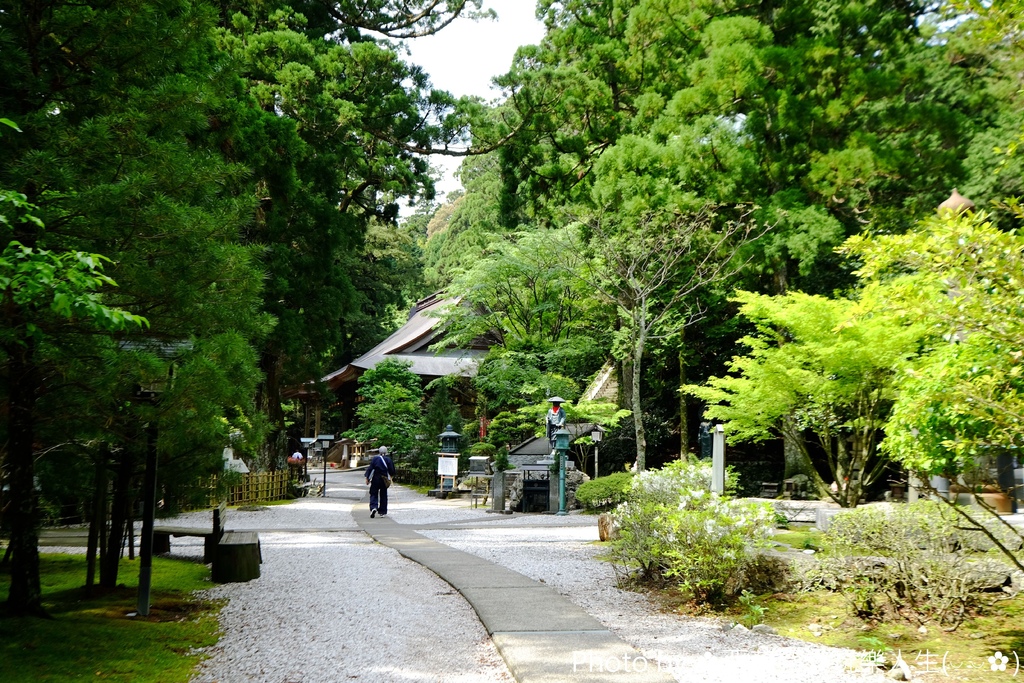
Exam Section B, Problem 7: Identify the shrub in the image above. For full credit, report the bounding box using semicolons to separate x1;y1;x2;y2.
469;442;497;458
819;501;1012;627
575;471;633;510
609;460;774;604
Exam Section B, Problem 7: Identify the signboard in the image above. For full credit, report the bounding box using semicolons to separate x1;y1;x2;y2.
437;456;459;476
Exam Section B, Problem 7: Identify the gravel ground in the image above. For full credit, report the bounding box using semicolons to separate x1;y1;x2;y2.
418;525;873;682
190;527;512;683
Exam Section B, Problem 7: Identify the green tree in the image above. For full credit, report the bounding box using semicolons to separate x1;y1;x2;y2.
481;0;1015;470
472;349;581;414
212;2;490;461
1;0;269;605
417;377;464;468
686;291;926;507
442;227;596;349
344;359;423;458
842;209;1024;478
0;191;147;616
564;205;762;471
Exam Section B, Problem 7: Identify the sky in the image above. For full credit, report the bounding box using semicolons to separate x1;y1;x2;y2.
401;1;546;205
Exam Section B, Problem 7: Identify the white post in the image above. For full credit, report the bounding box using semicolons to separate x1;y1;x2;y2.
712;424;725;495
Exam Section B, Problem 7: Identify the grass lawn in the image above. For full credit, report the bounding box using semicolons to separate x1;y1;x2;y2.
0;553;220;682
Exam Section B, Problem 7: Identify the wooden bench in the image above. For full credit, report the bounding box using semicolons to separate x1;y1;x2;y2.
153;501;227;563
213;531;262;583
154;501;262;582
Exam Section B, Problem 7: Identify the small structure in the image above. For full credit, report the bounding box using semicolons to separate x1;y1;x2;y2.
507;423;600;468
433;425;462;497
518;465;551;513
466;456;493;507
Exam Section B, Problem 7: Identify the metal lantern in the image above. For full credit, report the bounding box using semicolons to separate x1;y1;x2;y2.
439;425;462;453
553;427;571;516
554;427;571;452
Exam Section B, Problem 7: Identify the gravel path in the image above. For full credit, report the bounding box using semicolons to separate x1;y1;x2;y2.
185;474;512;683
40;471;874;681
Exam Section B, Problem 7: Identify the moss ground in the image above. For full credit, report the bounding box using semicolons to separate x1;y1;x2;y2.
750;590;1024;681
0;553;220;682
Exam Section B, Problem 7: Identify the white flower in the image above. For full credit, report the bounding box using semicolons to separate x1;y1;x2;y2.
989;651;1009;672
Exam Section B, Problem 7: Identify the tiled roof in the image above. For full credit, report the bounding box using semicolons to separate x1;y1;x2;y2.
322;293;488;390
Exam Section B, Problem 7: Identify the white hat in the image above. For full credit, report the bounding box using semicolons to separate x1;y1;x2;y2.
378;446;388;456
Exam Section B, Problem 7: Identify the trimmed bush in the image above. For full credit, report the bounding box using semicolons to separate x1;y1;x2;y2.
819;501;1014;627
575;471;634;510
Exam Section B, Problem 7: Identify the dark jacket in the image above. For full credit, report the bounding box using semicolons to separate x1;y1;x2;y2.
366;454;395;482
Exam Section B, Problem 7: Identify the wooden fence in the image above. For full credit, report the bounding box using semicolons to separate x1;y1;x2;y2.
202;471;293;507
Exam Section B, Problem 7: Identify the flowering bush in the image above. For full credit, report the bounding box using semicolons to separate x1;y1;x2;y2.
610;460;774;603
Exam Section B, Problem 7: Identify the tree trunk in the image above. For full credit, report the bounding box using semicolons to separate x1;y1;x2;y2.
782;415;815;479
257;350;286;471
101;451;134;588
5;335;47;617
620;358;633;413
678;342;688;460
632;317;648;471
85;451;108;594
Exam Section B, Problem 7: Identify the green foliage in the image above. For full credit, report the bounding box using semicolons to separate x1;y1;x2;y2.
493;447;512;472
500;0;1004;290
486;410;538;449
610;460;774;604
686;291;925;506
0;191;148;339
842;211;1024;478
820;502;1011;627
473;349;581;412
738;590;768;628
575;471;634;511
469;442;496;458
344;359;423;459
416;377;463;465
441;225;598;349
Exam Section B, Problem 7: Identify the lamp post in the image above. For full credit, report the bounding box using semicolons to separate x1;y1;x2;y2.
133;382;162;618
317;434;334;496
554;427;571;515
439;424;461;453
591;427;603;479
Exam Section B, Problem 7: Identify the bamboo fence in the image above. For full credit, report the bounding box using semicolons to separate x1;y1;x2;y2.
202;471;293;507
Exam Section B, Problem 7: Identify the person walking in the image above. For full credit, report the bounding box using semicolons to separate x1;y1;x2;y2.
366;446;396;518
